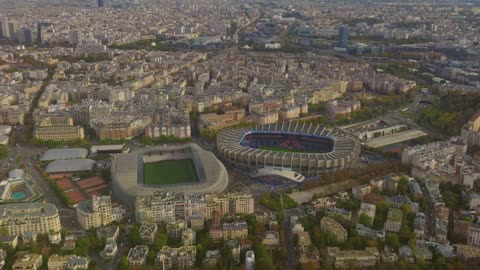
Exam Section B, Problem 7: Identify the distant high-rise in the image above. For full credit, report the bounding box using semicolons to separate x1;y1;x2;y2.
1;20;11;39
338;26;349;48
97;0;104;7
37;22;53;44
17;28;33;45
0;21;5;37
8;22;17;41
69;30;83;45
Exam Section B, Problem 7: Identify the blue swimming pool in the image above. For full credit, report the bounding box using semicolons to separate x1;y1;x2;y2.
11;191;26;200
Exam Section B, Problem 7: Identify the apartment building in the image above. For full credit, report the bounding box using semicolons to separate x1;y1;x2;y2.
198;109;246;131
462;109;480;147
468;223;480;247
155;246;196;270
34;125;85;141
140;223;158;244
92;116;151;140
326;99;361;120
223;222;248;240
145;123;191;139
320;217;348;244
0;202;61;236
76;195;113;230
145;110;191;139
251;110;279;125
327;247;380;269
204;193;255;218
47;254;90;270
384;208;403;233
34;115;85;141
13;254;43;269
135;192;254;224
358;203;376;226
309;80;347;103
167;220;187;241
0;108;25;125
128;246;149;270
182;228;196;246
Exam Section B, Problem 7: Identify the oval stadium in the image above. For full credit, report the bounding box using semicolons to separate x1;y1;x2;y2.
217;122;361;178
111;144;228;204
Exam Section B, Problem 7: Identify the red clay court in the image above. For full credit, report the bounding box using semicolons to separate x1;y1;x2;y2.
65;189;86;204
56;178;75;191
84;184;108;194
49;173;73;180
87;191;102;198
77;177;106;189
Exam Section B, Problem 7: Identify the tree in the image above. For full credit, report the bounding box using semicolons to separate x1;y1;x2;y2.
399;222;412;243
147;251;156;266
153;232;168;252
385;234;400;252
254;243;275;270
74;237;91;255
397;177;409;195
220;243;234;268
119;256;129;270
359;213;372;227
128;225;143;247
0;226;8;237
400;204;411;216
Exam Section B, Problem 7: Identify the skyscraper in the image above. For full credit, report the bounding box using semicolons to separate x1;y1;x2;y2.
37;22;53;44
17;28;33;45
0;21;4;38
338;26;349;48
8;22;17;41
69;30;83;45
1;20;10;39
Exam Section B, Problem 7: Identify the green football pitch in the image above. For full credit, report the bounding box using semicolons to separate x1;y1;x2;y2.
143;159;198;185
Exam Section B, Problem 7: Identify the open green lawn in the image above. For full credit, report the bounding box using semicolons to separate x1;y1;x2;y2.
143;159;198;185
259;145;320;153
260;192;297;211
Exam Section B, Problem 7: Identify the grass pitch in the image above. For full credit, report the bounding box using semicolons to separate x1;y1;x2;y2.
143;159;198;185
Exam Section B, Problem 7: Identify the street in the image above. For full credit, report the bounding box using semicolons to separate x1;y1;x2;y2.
282;207;305;270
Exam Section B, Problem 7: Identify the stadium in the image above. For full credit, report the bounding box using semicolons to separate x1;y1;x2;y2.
217;122;361;179
111;143;228;204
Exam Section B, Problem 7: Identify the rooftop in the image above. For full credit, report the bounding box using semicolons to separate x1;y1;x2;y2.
0;202;58;218
41;148;88;161
223;221;248;230
45;159;95;173
387;208;403;223
321;216;347;236
127;245;149;262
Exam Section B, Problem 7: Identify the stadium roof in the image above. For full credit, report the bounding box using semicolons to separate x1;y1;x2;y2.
41;148;89;161
217;122;359;161
91;144;125;154
111;144;228;203
45;159;95;173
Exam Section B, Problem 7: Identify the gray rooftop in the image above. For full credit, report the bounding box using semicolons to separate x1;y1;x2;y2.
0;202;58;218
45;159;95;173
41;148;88;161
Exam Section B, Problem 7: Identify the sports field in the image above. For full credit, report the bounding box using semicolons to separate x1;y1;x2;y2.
143;159;198;185
259;146;320;153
